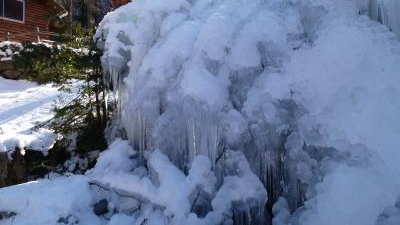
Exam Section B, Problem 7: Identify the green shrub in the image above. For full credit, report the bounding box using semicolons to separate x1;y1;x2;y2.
13;31;110;153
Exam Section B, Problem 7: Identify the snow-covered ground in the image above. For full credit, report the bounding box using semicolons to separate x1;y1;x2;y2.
0;77;60;153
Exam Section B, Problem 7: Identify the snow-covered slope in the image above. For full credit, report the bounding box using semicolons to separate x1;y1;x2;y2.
0;78;60;153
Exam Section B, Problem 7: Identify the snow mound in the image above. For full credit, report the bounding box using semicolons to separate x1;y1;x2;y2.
87;140;267;225
0;176;99;225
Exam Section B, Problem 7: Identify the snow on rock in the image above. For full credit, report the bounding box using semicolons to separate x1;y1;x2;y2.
108;213;136;225
0;41;22;61
272;197;290;225
89;139;137;174
87;140;266;225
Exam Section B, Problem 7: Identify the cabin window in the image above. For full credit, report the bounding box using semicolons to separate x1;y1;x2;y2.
0;0;25;23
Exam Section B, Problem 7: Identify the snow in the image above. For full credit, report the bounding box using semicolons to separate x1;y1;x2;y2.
0;78;61;154
89;139;136;174
0;176;98;225
0;42;22;61
296;164;397;225
272;197;290;225
1;0;400;224
0;138;266;224
87;142;266;225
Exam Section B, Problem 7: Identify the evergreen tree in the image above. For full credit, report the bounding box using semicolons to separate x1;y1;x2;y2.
12;28;110;153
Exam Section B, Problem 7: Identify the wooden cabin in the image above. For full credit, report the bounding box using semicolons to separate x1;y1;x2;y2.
110;0;130;10
0;0;65;42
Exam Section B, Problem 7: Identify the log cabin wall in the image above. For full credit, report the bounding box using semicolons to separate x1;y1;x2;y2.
0;0;61;42
110;0;129;10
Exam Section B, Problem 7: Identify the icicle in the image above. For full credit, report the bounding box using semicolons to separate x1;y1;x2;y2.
368;0;400;38
106;55;127;102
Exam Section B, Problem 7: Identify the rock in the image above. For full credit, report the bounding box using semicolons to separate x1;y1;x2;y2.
24;150;48;179
0;60;25;80
57;215;78;224
0;211;16;220
8;147;27;184
0;60;13;70
189;187;212;218
0;152;9;187
231;198;266;225
29;166;50;179
93;199;109;215
1;69;23;79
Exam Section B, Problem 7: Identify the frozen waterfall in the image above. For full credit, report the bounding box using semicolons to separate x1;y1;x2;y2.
365;0;400;37
95;0;400;224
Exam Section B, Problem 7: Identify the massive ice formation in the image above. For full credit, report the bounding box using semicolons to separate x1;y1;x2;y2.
95;0;400;224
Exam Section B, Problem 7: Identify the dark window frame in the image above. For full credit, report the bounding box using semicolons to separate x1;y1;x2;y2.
0;0;25;23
